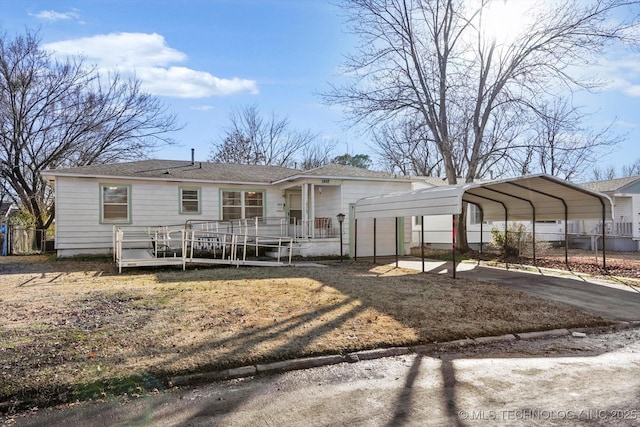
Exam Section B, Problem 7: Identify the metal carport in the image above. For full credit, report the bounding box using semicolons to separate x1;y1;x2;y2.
354;174;613;277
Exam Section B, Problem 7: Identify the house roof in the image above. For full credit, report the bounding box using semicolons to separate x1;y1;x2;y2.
1;202;16;218
41;160;300;184
42;159;445;186
356;174;613;222
273;163;448;185
580;176;640;193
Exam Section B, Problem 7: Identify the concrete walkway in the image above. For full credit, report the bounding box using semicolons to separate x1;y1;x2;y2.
393;258;640;322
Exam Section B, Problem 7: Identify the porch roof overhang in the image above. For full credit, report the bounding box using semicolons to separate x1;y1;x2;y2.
354;174;613;222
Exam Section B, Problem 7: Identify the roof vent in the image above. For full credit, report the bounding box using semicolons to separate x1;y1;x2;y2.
191;148;195;165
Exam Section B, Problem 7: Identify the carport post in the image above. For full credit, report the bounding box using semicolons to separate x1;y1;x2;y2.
452;214;457;279
602;204;607;270
532;207;536;265
373;218;376;264
564;208;568;266
479;207;484;254
504;210;508;270
354;218;358;262
421;215;425;272
395;217;399;268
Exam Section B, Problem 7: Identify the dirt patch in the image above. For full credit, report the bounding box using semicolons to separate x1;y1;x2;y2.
0;255;610;413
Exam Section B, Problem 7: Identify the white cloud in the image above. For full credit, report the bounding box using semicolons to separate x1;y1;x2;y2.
43;32;258;98
45;33;186;68
138;67;258;98
615;120;640;128
592;56;640;98
190;105;216;111
30;9;80;22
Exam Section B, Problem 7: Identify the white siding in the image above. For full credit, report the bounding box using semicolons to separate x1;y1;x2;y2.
614;196;633;222
633;195;640;239
54;177;283;255
344;180;414;256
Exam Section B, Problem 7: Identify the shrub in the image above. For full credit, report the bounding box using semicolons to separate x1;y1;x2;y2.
490;223;553;257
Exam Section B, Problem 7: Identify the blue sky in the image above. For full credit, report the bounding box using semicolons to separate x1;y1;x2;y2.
0;0;639;179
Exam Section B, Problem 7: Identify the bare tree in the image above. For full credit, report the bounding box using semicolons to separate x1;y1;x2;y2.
591;158;640;180
210;104;318;167
372;116;444;176
591;165;618;181
0;29;180;229
299;139;337;170
622;159;640;177
326;0;639;249
522;99;620;181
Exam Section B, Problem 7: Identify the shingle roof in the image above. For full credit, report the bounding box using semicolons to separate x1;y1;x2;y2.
293;164;416;180
1;202;15;217
580;176;640;193
41;160;299;184
42;159;445;185
273;164;449;185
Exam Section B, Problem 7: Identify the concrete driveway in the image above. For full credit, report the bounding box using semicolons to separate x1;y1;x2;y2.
395;258;640;322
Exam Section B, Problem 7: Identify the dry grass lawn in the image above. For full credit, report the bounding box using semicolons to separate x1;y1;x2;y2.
0;255;610;411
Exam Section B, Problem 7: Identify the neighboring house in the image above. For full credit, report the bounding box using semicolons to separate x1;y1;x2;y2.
0;201;18;222
411;204;569;250
0;202;18;256
576;176;640;251
41;160;441;258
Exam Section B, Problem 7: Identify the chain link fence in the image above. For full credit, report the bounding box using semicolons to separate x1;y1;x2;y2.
411;221;640;279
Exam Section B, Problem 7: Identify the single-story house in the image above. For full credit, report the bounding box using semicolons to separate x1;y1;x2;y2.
41;160;621;266
575;175;640;251
41;159;443;258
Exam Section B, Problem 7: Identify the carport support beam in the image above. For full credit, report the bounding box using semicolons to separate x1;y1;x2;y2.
421;215;425;272
452;214;457;279
507;181;569;266
602;204;607;270
354;219;358;262
395;217;399;268
373;218;376;264
538;175;608;270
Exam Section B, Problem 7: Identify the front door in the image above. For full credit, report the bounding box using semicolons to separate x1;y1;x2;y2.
287;191;302;222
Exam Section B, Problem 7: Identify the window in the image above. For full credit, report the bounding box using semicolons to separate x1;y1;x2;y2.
180;187;201;214
221;190;264;220
468;204;483;225
101;184;131;223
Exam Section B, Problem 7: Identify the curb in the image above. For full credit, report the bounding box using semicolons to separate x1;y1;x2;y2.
169;322;639;388
514;328;569;340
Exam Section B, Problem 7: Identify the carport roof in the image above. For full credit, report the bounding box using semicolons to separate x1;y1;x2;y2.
355;174;613;222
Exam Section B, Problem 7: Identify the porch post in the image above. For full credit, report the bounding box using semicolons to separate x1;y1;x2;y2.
310;183;316;238
301;184;309;238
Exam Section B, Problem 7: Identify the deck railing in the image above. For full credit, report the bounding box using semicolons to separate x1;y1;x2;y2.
112;222;294;272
